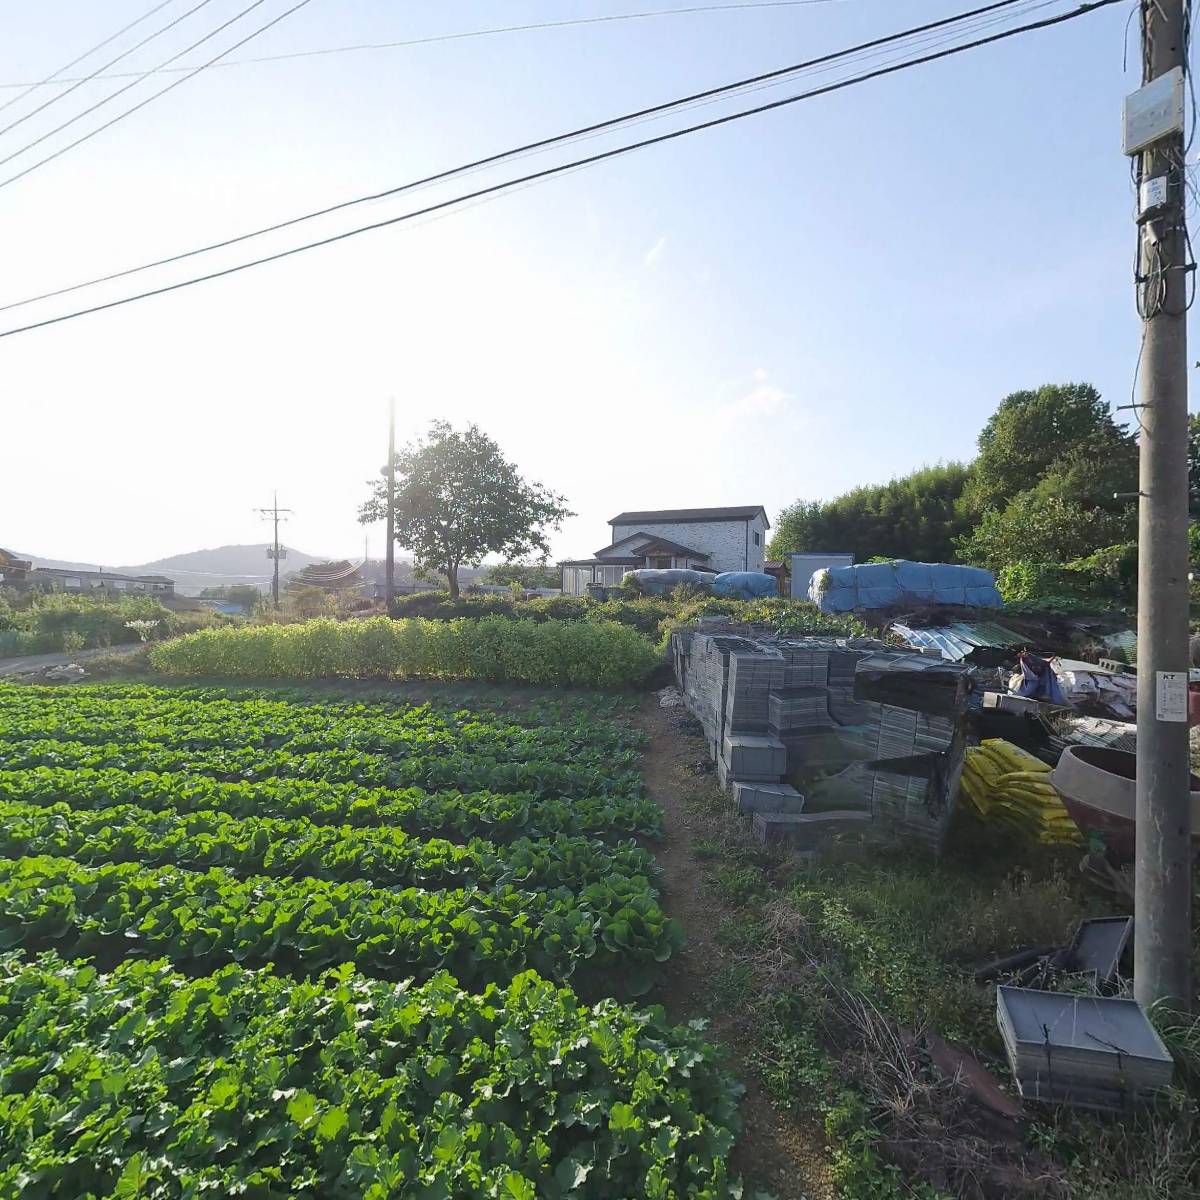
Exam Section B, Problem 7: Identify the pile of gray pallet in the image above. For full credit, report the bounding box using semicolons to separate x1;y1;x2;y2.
670;618;977;851
996;987;1173;1109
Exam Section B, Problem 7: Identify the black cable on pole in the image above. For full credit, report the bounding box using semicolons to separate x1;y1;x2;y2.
0;0;1038;315
0;0;183;115
0;0;218;140
0;0;1123;340
0;2;845;89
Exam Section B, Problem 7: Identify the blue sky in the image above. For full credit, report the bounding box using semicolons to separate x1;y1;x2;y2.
0;0;1181;567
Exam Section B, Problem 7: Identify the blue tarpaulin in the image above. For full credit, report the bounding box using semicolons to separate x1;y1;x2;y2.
710;572;778;601
810;560;1003;613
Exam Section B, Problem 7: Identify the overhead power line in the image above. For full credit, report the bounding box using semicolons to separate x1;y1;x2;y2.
0;0;183;115
0;0;219;139
0;0;1123;340
0;0;1045;315
0;0;317;190
0;2;845;90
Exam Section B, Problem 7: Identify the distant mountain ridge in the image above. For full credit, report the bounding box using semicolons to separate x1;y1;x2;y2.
122;544;329;581
24;544;330;595
21;544;489;595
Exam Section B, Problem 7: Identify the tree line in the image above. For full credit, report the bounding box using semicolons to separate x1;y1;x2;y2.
356;384;1189;610
768;383;1153;605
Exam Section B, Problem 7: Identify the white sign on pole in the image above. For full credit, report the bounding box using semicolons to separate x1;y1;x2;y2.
1155;670;1189;722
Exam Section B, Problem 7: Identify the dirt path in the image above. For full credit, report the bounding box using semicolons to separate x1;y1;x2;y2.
638;695;833;1200
0;643;145;677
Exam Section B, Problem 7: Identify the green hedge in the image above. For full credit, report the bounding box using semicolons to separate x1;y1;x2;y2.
390;591;673;635
0;592;222;655
388;590;867;643
149;616;659;687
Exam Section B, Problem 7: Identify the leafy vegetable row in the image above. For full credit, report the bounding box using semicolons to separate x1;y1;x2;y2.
0;681;643;731
0;857;681;994
0;799;658;892
0;739;643;799
0;699;640;762
0;767;663;841
0;954;740;1199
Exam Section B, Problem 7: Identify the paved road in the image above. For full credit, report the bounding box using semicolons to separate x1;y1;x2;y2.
0;643;145;677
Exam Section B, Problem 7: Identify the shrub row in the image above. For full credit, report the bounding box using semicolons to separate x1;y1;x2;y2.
148;616;660;687
387;590;870;644
0;591;222;654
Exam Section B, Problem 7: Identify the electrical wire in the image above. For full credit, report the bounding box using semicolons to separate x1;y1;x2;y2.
0;0;1049;316
0;0;183;115
0;0;218;140
0;0;1124;340
0;2;848;89
0;0;300;177
1129;324;1148;433
0;0;319;192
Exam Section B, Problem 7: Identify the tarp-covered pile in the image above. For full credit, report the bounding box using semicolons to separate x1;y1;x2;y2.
960;738;1082;846
710;571;778;601
810;560;1003;613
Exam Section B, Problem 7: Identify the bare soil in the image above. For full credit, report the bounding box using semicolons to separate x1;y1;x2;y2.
637;695;833;1200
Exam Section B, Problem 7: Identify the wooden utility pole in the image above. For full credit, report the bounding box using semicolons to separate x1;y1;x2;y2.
385;399;396;613
255;492;293;611
1130;0;1192;1010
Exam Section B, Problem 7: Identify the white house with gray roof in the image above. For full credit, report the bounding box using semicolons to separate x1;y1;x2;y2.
559;505;769;594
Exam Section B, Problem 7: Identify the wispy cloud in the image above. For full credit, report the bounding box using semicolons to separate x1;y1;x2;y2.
642;235;667;268
716;373;793;428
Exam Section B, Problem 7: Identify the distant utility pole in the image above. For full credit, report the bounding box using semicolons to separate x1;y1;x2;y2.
255;491;293;610
385;398;396;613
1128;0;1192;1010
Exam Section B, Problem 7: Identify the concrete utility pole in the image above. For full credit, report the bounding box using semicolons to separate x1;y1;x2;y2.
1131;0;1192;1010
385;398;396;613
255;492;293;611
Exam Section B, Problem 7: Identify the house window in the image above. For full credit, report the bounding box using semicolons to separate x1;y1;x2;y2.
650;557;672;569
753;531;761;546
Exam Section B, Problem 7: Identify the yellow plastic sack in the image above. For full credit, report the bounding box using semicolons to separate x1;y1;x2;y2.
958;740;1082;845
981;738;1051;773
997;770;1056;789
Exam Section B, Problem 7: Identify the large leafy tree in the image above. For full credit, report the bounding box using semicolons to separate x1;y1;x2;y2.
769;463;973;564
963;382;1137;515
956;383;1137;575
359;421;572;599
484;560;560;590
956;494;1130;575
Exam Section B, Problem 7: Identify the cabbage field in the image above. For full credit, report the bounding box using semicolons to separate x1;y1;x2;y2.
0;683;742;1198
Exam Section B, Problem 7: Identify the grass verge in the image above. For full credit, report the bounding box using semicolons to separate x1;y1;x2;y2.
673;721;1199;1200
